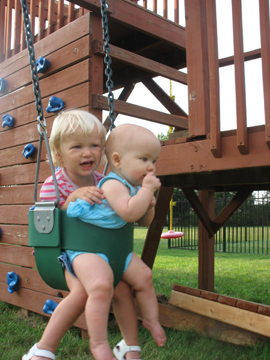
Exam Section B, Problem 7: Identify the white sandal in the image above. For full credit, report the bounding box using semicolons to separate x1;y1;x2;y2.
22;343;55;360
113;339;142;360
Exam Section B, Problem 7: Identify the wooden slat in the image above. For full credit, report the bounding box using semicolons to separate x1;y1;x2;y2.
174;0;179;24
5;0;13;60
89;13;104;120
232;0;248;154
0;263;69;296
2;36;90;96
92;94;189;129
38;0;45;41
0;0;5;62
0;60;90;114
0;140;45;167
13;0;21;55
57;0;64;30
206;0;221;158
0;184;41;205
169;290;270;338
141;186;173;269
47;0;54;35
0;161;50;186
0;282;87;330
185;0;210;137
0;243;35;267
30;0;36;44
0;85;89;145
163;0;167;19
68;2;75;24
0;127;50;156
20;6;27;52
0;225;29;245
259;0;270;150
0;12;91;78
92;41;187;84
153;0;157;13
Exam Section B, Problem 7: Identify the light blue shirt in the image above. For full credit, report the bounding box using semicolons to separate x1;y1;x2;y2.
67;172;139;229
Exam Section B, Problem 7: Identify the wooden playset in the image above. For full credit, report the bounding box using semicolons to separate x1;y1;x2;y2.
1;0;270;345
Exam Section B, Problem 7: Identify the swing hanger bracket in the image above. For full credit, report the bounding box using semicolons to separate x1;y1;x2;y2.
33;202;56;234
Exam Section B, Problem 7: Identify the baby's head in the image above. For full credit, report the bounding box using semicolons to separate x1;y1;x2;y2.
50;109;106;167
105;124;161;184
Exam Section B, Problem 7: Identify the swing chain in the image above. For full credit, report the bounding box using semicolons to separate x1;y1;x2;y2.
100;0;116;131
20;0;46;136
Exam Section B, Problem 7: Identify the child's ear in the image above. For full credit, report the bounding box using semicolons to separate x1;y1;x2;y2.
111;152;121;169
55;151;64;167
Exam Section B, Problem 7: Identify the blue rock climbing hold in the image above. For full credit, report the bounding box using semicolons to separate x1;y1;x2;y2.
0;227;2;239
2;114;15;128
46;96;65;113
0;78;7;93
36;56;51;73
7;272;20;294
22;143;36;159
43;299;58;315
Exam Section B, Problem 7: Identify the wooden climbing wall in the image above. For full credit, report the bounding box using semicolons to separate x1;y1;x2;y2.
0;12;104;329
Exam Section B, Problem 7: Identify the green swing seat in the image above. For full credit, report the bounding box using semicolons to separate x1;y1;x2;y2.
29;206;134;291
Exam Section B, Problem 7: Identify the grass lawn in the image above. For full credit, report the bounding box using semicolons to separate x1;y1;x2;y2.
1;226;270;359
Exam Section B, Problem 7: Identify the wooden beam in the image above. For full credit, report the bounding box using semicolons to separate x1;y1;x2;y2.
141;186;173;269
69;0;186;49
156;130;270;177
182;188;214;237
232;0;248;154
92;95;189;129
212;186;256;233
92;40;187;84
198;191;215;291
206;0;221;158
103;83;135;130
159;166;270;190
142;78;188;118
185;0;210;137
89;13;103;120
169;290;270;338
259;0;270;150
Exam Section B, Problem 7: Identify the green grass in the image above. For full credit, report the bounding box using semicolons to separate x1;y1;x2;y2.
2;226;270;359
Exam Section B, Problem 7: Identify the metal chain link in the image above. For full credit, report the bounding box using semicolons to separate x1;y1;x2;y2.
100;0;116;131
21;0;60;205
20;0;46;136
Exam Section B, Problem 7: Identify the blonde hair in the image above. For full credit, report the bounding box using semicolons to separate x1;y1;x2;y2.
49;109;106;166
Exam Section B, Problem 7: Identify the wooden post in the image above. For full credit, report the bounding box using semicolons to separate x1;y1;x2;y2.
90;13;104;121
185;0;210;137
198;191;215;291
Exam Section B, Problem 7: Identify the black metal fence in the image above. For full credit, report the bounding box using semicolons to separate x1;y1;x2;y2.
168;191;270;254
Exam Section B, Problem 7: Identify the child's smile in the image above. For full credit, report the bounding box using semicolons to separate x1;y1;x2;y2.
58;128;103;187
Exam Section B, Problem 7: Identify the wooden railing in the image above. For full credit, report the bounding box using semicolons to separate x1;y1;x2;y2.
1;0;269;154
0;0;184;63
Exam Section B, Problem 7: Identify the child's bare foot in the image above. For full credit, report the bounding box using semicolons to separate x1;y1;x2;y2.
142;319;166;347
90;339;116;360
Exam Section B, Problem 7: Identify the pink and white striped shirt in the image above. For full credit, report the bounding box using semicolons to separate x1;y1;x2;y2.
40;168;104;207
